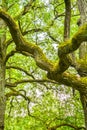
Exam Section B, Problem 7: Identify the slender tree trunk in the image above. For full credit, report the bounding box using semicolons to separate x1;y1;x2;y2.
0;64;6;130
77;0;87;59
64;0;71;40
77;0;87;129
80;93;87;130
0;19;6;130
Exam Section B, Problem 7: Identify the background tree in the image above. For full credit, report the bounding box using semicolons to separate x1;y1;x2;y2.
0;0;87;130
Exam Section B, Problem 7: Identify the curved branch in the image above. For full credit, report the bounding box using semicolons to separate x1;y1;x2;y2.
5;49;34;63
48;123;85;130
0;9;87;77
6;79;58;87
5;50;16;63
58;23;87;57
22;0;35;15
6;66;35;79
6;88;31;102
71;59;87;77
0;9;54;72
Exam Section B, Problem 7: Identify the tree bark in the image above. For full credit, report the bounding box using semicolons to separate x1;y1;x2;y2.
0;19;6;130
64;0;71;40
77;0;87;129
0;64;6;130
77;0;87;59
0;7;87;129
80;93;87;130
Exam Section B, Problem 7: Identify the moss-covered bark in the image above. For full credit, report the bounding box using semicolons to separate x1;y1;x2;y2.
0;18;6;130
0;9;87;93
0;7;87;130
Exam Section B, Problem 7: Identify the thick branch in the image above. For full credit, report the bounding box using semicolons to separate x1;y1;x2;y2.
0;10;54;71
47;72;87;94
58;24;87;57
71;59;87;77
0;9;87;82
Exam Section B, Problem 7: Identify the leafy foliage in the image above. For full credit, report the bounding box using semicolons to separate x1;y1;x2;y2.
0;0;85;130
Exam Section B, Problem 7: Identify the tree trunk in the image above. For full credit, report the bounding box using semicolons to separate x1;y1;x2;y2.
77;0;87;59
0;19;6;130
77;0;87;129
80;93;87;130
0;64;6;130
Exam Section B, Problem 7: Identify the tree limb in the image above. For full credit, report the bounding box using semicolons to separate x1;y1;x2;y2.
0;9;87;94
6;79;58;87
0;9;55;71
6;88;31;101
47;72;87;94
48;123;85;130
6;66;35;79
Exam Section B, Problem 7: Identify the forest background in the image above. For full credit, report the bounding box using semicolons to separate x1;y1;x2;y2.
0;0;87;130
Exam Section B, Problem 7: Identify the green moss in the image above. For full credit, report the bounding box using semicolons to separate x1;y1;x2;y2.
81;77;87;83
59;39;71;48
73;23;87;43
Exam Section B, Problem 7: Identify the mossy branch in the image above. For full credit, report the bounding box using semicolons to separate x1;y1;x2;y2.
47;72;87;94
0;9;87;88
58;24;87;57
0;9;54;71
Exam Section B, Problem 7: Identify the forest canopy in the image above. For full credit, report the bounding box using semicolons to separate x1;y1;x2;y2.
0;0;87;130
